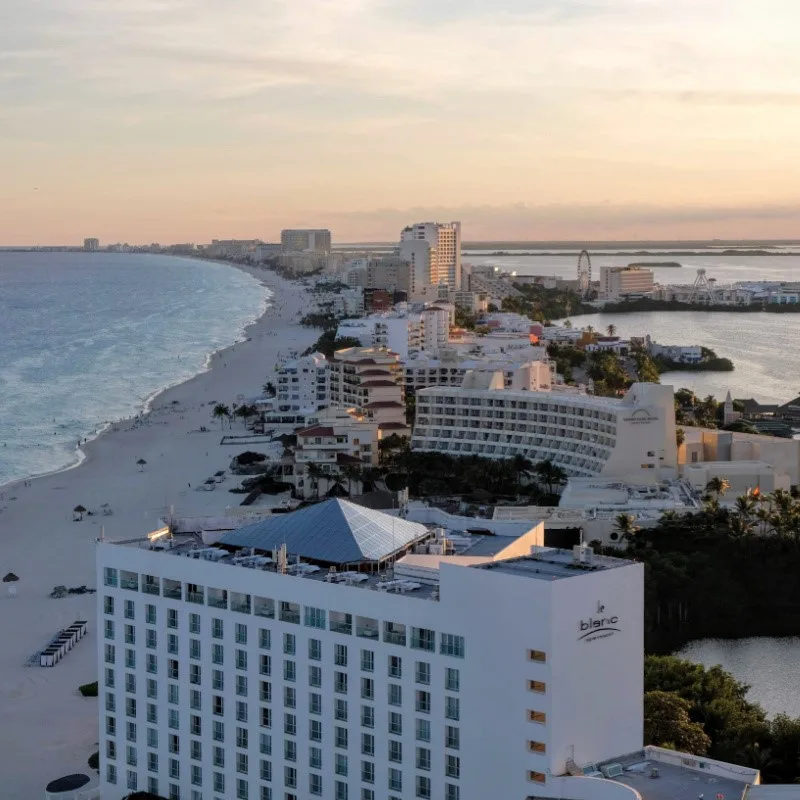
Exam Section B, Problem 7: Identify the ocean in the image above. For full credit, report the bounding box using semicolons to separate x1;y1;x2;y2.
0;253;269;487
465;250;800;404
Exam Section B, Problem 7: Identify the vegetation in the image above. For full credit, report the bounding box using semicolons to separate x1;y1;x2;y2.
302;332;362;358
234;451;267;466
645;655;800;783
454;306;479;330
505;285;595;322
601;297;800;313
88;751;99;770
655;355;735;372
300;310;338;329
78;680;98;697
211;403;231;429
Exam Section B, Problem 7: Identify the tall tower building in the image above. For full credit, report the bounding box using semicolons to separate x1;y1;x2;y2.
399;222;462;296
280;229;332;254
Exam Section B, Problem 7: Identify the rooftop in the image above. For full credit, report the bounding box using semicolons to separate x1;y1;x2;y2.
474;548;632;581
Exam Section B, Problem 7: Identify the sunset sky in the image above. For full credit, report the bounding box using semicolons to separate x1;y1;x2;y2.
2;0;800;244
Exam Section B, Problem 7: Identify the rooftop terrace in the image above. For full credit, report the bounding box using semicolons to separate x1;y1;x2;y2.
474;548;632;581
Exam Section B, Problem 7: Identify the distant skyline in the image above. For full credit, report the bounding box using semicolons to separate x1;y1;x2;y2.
2;0;800;244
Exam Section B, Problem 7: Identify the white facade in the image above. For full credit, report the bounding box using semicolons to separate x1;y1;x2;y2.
412;382;679;481
599;266;654;301
336;316;423;360
96;532;645;800
332;289;366;318
280;229;332;254
646;338;703;364
400;222;462;294
272;352;328;413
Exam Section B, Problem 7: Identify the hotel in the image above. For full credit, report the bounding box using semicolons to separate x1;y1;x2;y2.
95;499;766;800
411;380;679;482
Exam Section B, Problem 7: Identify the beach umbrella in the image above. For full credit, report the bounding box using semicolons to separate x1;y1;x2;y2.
136;458;147;472
2;573;19;583
73;505;87;520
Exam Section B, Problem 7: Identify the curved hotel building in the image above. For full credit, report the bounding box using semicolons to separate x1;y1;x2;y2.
411;376;678;482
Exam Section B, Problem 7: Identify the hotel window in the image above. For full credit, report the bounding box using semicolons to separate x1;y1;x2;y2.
237;752;249;774
260;708;272;729
105;644;115;664
213;695;224;716
283;739;295;762
335;753;348;776
389;712;402;736
213;720;225;742
124;599;135;619
213;773;225;793
388;740;402;762
168;709;179;729
104;567;118;588
168;683;179;705
284;766;297;788
259;628;272;649
237;701;249;722
235;622;248;644
416;775;431;799
167;659;178;680
308;639;322;661
147;727;158;748
105;693;116;713
146;629;157;650
260;681;273;703
445;784;460;800
259;733;272;755
411;627;435;652
190;689;201;710
167;633;178;654
212;644;224;665
361;677;374;700
235;674;248;697
415;662;430;685
104;620;115;640
106;764;117;785
446;754;460;778
147;752;157;772
309;773;323;796
236;649;248;670
361;760;375;784
169;758;180;779
106;716;116;737
335;726;348;749
416;718;430;742
212;618;224;639
125;649;136;669
191;764;202;786
284;660;296;682
190;715;202;736
284;713;297;736
260;759;272;781
528;740;546;753
213;746;225;767
416;746;431;770
106;740;117;763
334;671;348;694
146;703;157;724
305;607;326;630
361;705;374;728
308;691;321;714
260;654;272;676
283;633;296;655
335;780;348;800
388;684;402;707
125;721;137;742
189;663;200;685
528;710;546;724
528;680;546;693
361;732;374;756
440;633;464;658
528;771;546;784
416;690;431;714
188;638;200;660
445;667;460;692
126;770;137;791
309;746;322;769
167;608;178;629
388;655;402;678
309;719;322;742
388;768;402;792
104;596;115;615
188;613;200;635
444;696;460;720
361;650;374;672
308;665;321;687
105;667;116;689
335;698;348;721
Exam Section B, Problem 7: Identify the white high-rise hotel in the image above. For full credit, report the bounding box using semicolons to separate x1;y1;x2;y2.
399;222;462;296
96;499;762;800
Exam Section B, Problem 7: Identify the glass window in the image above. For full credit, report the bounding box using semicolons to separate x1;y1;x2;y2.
416;746;430;771
388;655;402;678
416;718;430;742
361;705;374;728
411;627;435;652
334;644;348;667
445;724;460;749
304;607;326;629
445;696;460;721
259;628;272;649
360;650;374;672
388;740;402;762
445;667;460;692
236;622;248;644
440;633;465;658
388;684;402;706
415;662;430;685
361;733;374;756
308;639;322;661
283;633;296;655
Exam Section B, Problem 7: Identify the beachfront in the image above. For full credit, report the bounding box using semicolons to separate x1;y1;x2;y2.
0;266;317;799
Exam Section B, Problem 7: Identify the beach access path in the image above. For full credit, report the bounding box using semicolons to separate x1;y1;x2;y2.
0;265;318;799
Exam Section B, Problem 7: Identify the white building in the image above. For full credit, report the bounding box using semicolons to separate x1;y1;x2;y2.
332;289;366;318
412;381;679;481
271;352;328;414
336;316;423;360
399;222;462;295
405;357;556;393
84;237;100;251
645;336;702;364
599;266;654;301
254;244;282;261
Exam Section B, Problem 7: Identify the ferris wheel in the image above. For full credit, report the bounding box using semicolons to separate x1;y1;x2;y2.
577;250;592;298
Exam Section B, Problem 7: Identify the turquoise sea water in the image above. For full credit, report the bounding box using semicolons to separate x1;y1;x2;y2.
0;253;269;486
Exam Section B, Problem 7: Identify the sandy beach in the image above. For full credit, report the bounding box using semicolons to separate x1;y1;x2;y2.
0;265;318;799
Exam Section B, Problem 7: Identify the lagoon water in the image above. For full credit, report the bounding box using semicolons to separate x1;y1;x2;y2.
0;253;268;487
465;251;800;404
678;638;800;718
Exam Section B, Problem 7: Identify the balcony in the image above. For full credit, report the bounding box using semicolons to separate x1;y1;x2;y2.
329;611;353;635
208;589;228;610
186;585;205;605
356;616;379;640
279;602;300;625
120;571;139;591
162;579;181;600
255;597;275;618
142;577;160;596
231;592;251;614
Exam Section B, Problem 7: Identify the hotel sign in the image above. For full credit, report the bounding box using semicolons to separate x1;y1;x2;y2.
578;602;621;642
622;409;656;425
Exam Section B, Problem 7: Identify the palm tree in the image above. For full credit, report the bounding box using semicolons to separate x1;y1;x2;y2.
705;476;731;502
212;403;231;430
534;459;567;496
606;324;617;337
262;381;276;397
613;513;639;545
341;463;363;496
305;463;325;500
512;454;533;491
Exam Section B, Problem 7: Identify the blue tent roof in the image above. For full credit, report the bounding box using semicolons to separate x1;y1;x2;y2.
219;499;428;564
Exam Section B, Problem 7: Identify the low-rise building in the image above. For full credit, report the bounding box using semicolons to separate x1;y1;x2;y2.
331;288;365;317
404;355;556;393
645;337;703;364
412;380;678;481
83;237;99;251
272;352;328;413
281;228;332;254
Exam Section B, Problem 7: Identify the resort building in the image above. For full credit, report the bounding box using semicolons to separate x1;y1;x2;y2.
645;336;702;364
328;347;408;434
332;289;366;318
280;229;332;254
447;290;488;314
599;266;654;301
271;352;328;414
399;222;462;294
366;257;412;296
291;408;380;498
461;264;523;304
411;380;679;482
254;244;282;261
208;240;261;259
84;237;100;251
336;316;424;361
96;502;766;800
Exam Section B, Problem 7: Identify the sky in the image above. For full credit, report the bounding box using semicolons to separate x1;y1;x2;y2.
2;0;800;244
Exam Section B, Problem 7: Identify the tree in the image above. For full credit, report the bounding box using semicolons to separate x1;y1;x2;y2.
613;512;640;545
533;460;567;495
263;381;276;397
512;454;533;490
644;690;711;754
305;463;326;500
341;463;363;496
675;427;685;448
606;323;617;337
705;476;731;501
212;403;231;430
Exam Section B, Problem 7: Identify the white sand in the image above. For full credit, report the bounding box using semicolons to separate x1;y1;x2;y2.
0;266;318;799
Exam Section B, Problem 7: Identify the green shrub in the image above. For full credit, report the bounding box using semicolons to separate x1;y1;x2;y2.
79;681;98;697
88;751;99;770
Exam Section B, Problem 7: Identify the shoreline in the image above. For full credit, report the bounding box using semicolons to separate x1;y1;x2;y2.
0;259;272;495
0;263;318;799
